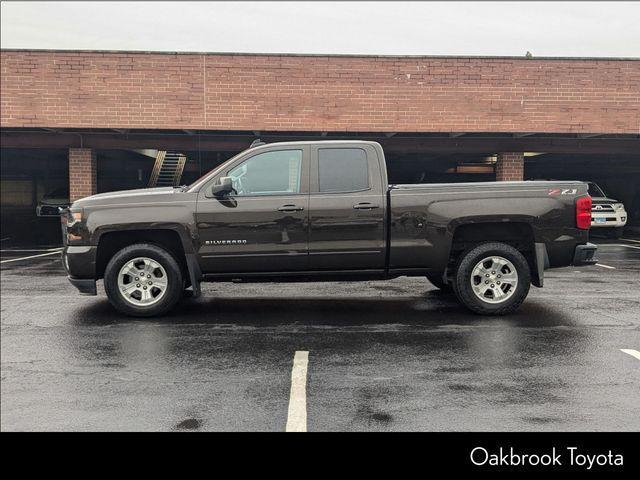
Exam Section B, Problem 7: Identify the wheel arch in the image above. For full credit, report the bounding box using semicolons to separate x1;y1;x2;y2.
447;221;540;286
95;227;201;293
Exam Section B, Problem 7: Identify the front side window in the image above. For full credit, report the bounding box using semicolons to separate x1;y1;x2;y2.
227;150;303;196
318;148;369;193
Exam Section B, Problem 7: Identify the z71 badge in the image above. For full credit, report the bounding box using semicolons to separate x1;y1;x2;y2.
206;239;247;245
548;188;577;196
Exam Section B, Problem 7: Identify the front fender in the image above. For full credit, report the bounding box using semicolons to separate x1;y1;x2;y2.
87;205;198;254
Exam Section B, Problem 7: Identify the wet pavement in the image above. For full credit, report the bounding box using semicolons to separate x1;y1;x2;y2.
1;238;639;431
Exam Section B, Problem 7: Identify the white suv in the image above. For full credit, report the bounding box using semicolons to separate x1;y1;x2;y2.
588;182;627;238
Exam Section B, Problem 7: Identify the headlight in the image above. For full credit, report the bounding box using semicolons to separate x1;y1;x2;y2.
613;203;625;211
62;208;86;243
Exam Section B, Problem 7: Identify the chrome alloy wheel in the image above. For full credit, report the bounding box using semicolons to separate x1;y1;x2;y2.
117;257;168;307
470;256;518;304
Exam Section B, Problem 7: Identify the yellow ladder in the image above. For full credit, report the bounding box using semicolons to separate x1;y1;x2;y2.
148;151;187;187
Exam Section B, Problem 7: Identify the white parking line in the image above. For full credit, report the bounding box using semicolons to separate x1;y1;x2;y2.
286;351;309;432
620;349;640;361
595;263;616;269
0;250;62;264
0;248;63;253
597;244;640;250
621;238;640;244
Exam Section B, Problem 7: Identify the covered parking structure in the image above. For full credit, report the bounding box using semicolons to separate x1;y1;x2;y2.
1;50;639;244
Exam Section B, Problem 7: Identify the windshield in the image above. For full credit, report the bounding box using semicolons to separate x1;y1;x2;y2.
587;182;606;198
45;188;69;198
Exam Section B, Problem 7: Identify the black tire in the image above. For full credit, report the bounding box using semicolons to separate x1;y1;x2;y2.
104;243;184;317
425;272;453;292
453;242;531;315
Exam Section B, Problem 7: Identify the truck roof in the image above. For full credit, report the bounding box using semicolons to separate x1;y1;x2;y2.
248;140;382;148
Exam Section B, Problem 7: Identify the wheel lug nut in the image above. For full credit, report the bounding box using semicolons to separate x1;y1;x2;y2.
135;277;139;281
143;286;147;290
497;274;501;278
147;274;151;278
136;283;140;288
485;280;489;284
497;281;501;285
148;281;153;285
491;271;496;275
491;284;495;288
485;274;490;277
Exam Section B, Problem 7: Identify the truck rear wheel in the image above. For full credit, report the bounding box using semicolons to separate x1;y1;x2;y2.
453;242;530;315
425;272;453;292
104;243;183;317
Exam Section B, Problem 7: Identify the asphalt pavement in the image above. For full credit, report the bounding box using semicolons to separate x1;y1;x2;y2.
1;238;639;431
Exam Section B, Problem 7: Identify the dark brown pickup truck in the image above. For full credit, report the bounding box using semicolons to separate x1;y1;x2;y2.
61;140;597;317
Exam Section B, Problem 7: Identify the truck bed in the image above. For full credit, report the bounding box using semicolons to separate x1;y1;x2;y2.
388;180;589;272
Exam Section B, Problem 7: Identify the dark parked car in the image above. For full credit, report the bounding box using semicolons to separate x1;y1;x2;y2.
36;187;70;217
61;141;597;317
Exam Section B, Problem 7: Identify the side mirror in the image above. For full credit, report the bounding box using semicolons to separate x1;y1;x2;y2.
210;176;234;197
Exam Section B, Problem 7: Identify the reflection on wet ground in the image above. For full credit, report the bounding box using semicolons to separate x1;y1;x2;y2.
1;239;639;431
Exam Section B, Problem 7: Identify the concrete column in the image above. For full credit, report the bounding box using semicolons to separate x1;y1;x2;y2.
69;148;97;202
495;152;524;181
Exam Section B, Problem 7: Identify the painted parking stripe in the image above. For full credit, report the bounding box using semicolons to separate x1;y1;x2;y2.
595;263;616;269
0;250;62;264
597;244;640;250
0;247;63;253
621;238;640;244
286;351;309;432
620;349;640;361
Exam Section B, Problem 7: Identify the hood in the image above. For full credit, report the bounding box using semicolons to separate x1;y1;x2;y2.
41;197;70;205
72;187;178;207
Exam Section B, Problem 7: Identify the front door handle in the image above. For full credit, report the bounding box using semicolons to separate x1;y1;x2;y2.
353;202;380;210
277;204;304;212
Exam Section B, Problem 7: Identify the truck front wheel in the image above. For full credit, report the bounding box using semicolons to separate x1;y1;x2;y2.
453;242;531;315
104;243;184;317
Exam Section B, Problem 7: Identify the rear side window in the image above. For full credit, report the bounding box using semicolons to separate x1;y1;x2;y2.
318;148;369;193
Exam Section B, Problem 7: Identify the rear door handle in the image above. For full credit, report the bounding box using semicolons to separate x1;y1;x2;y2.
353;202;380;210
277;204;304;212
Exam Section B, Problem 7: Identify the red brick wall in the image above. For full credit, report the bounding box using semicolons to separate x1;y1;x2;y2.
495;152;524;181
69;148;96;201
1;50;639;133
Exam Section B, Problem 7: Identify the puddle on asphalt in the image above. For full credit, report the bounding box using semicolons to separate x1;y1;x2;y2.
175;418;201;430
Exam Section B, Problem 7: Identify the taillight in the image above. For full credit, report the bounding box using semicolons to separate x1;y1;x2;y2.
576;195;592;230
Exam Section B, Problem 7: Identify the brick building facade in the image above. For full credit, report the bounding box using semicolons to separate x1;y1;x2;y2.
1;49;639;200
2;50;639;132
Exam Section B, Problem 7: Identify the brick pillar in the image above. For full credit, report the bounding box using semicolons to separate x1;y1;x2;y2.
69;148;97;202
495;152;524;181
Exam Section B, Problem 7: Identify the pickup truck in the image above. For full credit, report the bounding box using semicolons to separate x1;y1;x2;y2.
61;140;597;317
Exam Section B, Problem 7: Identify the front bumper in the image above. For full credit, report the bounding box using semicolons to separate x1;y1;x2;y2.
572;243;598;266
62;245;98;295
37;204;64;217
591;210;627;228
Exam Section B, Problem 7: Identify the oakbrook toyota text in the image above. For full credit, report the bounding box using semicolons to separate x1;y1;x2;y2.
470;446;624;469
61;140;597;317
